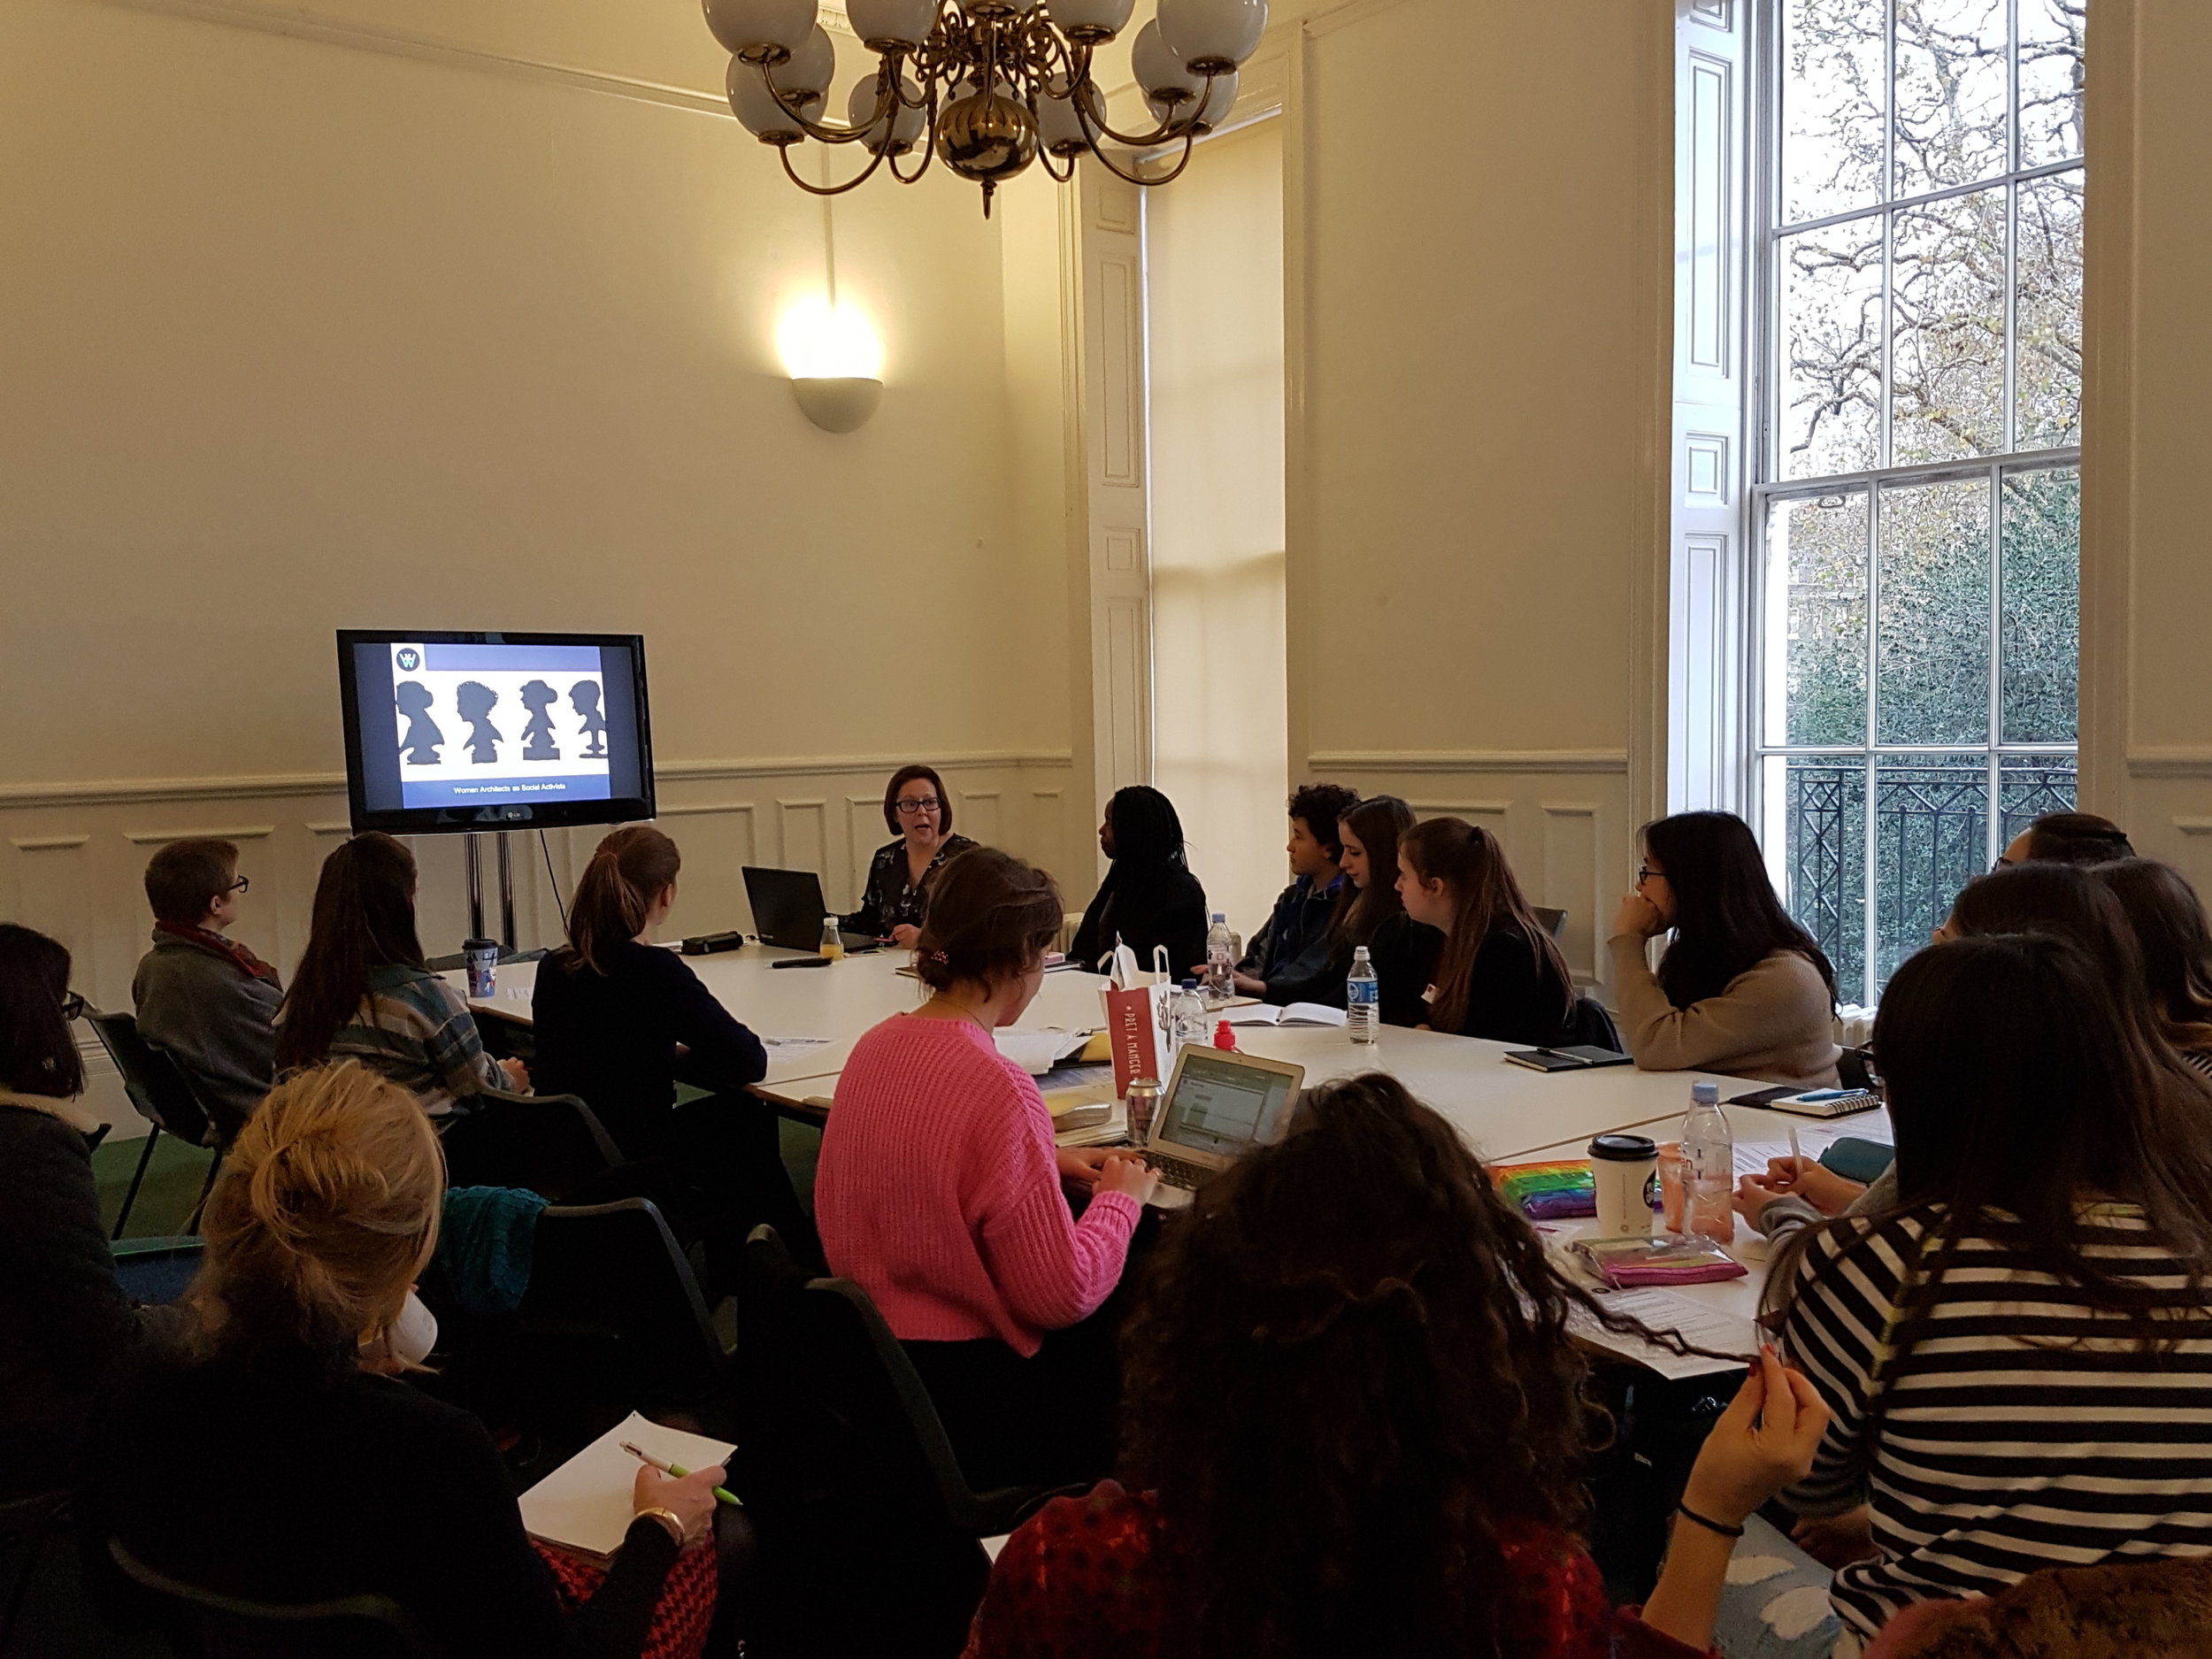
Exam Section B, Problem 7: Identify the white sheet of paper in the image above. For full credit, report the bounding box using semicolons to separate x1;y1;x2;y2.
1732;1128;1891;1179
995;1028;1092;1076
518;1412;735;1560
1568;1287;1761;1381
762;1035;833;1055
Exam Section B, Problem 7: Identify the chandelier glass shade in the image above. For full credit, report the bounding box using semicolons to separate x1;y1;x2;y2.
703;0;1269;215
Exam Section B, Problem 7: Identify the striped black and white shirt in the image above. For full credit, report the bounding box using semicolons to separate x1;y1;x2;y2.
1782;1202;2212;1639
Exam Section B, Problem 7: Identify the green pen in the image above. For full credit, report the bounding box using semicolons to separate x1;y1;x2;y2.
619;1440;741;1507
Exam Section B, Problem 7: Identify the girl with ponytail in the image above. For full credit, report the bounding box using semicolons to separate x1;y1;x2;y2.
1394;818;1577;1045
533;828;808;1256
81;1062;729;1657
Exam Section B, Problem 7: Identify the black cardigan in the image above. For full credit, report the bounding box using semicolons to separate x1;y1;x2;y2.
532;939;768;1160
0;1101;138;1502
1368;911;1445;1030
1439;926;1578;1047
80;1343;681;1659
1068;862;1210;980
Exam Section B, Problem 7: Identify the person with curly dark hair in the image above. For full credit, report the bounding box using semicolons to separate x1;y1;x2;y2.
964;1072;1831;1659
1224;782;1363;1004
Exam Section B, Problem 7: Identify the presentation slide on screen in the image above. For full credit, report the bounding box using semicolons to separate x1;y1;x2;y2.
372;642;619;810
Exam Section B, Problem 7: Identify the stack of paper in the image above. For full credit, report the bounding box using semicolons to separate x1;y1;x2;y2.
518;1413;735;1562
995;1028;1101;1076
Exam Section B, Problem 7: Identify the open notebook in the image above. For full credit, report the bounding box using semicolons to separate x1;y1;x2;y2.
1224;1002;1347;1028
518;1413;736;1562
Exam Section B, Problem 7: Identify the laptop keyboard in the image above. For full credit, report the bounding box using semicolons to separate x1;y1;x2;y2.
1146;1153;1213;1191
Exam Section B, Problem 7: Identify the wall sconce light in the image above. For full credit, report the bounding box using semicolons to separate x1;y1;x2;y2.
778;295;883;434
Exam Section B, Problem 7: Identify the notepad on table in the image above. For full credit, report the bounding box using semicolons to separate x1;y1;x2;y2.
995;1027;1106;1075
1223;1002;1347;1028
518;1412;735;1563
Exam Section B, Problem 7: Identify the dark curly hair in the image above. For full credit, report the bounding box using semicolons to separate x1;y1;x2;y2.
1286;782;1361;860
1119;1073;1687;1659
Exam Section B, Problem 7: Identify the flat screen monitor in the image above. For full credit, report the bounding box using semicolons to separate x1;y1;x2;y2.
336;631;654;835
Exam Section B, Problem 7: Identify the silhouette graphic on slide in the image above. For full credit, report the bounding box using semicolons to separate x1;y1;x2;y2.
519;680;562;762
570;680;608;759
456;681;503;764
395;682;444;766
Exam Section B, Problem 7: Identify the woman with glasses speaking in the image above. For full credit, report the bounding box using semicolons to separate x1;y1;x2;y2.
846;764;979;949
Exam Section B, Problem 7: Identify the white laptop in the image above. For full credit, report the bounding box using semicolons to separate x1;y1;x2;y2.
1142;1046;1304;1210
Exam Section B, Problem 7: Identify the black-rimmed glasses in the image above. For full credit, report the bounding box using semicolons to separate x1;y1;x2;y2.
894;798;943;816
227;875;250;895
60;992;86;1022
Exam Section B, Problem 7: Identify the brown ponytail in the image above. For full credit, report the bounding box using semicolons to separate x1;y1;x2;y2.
188;1060;443;1364
1401;818;1574;1033
560;826;681;974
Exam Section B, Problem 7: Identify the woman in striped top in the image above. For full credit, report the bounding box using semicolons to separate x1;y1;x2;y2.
1763;933;2212;1653
2096;857;2212;1080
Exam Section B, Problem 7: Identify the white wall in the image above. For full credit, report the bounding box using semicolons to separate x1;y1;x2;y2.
1284;0;1672;987
1149;117;1290;939
0;0;1083;1028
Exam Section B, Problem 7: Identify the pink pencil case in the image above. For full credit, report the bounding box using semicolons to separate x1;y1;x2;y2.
1571;1236;1747;1288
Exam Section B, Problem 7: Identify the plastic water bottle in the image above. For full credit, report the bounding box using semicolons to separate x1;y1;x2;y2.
1682;1080;1734;1243
1203;914;1236;1004
1169;979;1210;1057
1346;946;1379;1044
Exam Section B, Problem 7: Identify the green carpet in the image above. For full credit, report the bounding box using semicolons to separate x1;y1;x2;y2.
90;1131;220;1239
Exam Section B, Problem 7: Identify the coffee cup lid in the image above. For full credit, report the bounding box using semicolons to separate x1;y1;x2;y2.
464;937;498;952
1588;1133;1658;1163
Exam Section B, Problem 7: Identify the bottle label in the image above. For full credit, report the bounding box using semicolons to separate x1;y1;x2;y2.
1347;981;1379;1005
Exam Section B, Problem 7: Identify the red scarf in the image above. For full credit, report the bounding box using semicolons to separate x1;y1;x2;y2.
154;921;282;989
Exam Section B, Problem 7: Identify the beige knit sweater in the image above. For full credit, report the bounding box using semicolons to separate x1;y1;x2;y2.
1606;935;1841;1089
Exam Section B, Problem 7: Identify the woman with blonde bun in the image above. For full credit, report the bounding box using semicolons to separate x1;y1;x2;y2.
81;1062;727;1658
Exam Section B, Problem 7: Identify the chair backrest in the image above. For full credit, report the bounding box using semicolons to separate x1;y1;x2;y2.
435;1088;619;1202
735;1227;992;1535
1532;906;1568;941
1568;995;1624;1051
106;1537;435;1659
516;1198;726;1407
85;1010;219;1149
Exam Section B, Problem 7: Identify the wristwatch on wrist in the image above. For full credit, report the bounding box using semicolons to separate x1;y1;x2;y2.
635;1506;687;1548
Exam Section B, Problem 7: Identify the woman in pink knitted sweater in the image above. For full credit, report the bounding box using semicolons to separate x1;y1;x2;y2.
817;846;1158;1491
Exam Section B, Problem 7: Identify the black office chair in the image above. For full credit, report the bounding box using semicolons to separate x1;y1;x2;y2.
1568;995;1624;1051
0;1490;70;1654
106;1537;435;1659
434;1087;620;1202
1533;905;1569;941
735;1226;1071;1659
84;1008;229;1239
511;1197;733;1432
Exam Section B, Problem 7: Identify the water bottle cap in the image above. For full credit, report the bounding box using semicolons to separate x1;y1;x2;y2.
1691;1081;1720;1105
1179;978;1198;989
1210;912;1225;923
1352;945;1371;960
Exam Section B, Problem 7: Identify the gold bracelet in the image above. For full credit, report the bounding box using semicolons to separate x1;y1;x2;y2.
634;1507;687;1548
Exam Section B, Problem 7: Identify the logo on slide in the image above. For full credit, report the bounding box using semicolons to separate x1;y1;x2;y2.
396;648;421;672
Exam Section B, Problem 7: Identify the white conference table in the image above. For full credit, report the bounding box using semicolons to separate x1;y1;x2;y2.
455;944;1893;1370
449;944;1115;1093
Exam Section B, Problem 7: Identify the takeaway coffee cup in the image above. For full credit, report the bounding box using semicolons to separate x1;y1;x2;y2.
463;938;499;1000
1588;1133;1660;1237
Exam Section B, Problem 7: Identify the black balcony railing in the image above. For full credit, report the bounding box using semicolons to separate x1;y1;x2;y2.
1783;758;2077;1005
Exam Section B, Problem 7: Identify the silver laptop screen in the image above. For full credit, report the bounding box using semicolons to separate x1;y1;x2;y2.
1157;1051;1298;1157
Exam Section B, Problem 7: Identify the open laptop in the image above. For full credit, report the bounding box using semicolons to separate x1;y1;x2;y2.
741;866;885;954
1142;1046;1305;1210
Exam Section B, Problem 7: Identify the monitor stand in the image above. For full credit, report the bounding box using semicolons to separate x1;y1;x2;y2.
465;831;543;963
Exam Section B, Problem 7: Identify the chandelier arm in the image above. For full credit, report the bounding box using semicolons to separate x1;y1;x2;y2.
1080;128;1200;189
886;76;945;185
1037;145;1078;185
759;58;884;145
1071;62;1226;150
776;138;894;195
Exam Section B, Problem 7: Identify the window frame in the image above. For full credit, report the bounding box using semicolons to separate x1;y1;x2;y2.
1744;0;2083;1006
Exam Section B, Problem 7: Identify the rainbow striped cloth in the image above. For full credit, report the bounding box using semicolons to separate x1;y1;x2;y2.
1490;1159;1595;1220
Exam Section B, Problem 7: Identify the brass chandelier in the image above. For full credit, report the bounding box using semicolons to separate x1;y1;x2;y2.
703;0;1270;216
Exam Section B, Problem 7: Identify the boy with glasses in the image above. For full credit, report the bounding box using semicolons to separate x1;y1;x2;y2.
133;838;280;1137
